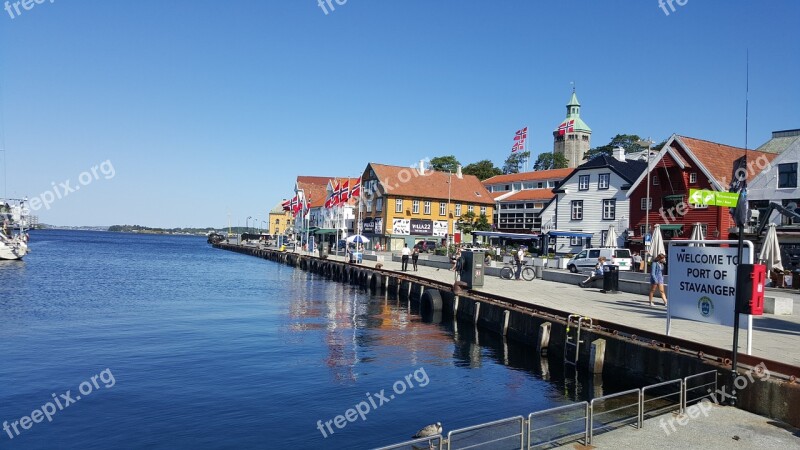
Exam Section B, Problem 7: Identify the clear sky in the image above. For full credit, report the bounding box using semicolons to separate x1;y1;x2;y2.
0;1;798;228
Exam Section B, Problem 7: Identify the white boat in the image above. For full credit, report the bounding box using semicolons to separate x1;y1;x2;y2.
0;199;30;260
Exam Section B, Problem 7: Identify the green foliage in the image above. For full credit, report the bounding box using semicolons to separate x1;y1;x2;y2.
429;155;461;173
502;151;531;174
462;160;502;180
456;211;477;235
533;152;569;171
584;134;648;161
474;213;492;232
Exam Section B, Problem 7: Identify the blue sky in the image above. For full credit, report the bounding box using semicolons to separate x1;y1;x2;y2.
0;1;798;227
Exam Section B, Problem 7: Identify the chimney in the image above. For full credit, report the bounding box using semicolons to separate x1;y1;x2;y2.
613;146;626;162
418;159;426;176
456;165;463;179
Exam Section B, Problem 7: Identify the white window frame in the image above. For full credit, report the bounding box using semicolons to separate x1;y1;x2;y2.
571;200;583;220
412;200;420;214
578;175;590;191
455;204;462;216
641;197;652;210
570;236;582;246
365;199;372;212
376;198;383;212
423;201;431;215
640;224;647;236
395;198;403;213
689;173;697;184
467;205;474;214
480;206;487;216
439;203;446;216
653;175;660;186
603;199;616;220
598;173;610;190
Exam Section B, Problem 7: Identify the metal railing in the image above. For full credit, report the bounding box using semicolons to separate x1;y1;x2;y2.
374;370;722;450
447;416;525;450
682;370;719;411
374;435;443;450
589;388;642;443
527;402;589;449
640;379;683;424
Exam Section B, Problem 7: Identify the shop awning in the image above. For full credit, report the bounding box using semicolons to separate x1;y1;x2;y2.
473;231;540;240
659;224;684;231
546;231;594;238
312;228;340;235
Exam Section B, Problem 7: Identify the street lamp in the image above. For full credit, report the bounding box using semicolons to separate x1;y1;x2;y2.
637;138;655;252
446;171;452;258
246;216;252;234
261;220;267;234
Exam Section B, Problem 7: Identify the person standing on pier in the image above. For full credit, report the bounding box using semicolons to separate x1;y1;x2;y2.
514;247;525;280
412;247;419;271
401;244;410;271
649;253;668;307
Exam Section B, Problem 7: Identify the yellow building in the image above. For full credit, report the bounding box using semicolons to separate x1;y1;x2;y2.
268;203;294;236
359;162;495;251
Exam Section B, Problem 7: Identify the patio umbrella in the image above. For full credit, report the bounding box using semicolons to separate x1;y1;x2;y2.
604;225;618;248
758;223;783;272
346;234;370;244
649;224;666;259
688;223;705;247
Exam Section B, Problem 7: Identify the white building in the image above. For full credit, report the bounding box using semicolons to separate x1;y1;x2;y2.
748;129;800;226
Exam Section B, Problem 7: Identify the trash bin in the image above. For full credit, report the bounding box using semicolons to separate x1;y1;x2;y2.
460;250;485;289
534;266;543;279
318;245;328;259
602;264;619;293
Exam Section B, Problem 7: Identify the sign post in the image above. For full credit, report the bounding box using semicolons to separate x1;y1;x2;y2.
667;240;754;354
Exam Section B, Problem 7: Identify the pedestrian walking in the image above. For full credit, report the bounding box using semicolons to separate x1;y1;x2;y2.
451;247;462;271
412;247;419;271
401;243;410;271
649;253;668;307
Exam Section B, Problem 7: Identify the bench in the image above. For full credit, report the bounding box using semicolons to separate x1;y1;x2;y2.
764;296;794;315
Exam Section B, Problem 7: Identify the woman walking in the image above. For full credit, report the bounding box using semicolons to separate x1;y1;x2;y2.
649;253;668;307
412;247;420;271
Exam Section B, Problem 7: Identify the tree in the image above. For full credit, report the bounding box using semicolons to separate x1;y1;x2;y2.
583;134;648;161
474;214;492;232
533;152;569;171
429;155;461;173
502;151;531;174
462;160;502;180
456;211;477;235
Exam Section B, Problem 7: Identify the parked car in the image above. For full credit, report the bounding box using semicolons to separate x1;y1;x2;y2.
567;248;633;273
414;241;438;253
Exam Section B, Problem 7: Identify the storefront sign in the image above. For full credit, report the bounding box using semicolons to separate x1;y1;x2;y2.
374;218;383;235
362;218;375;234
433;221;448;237
689;189;739;207
392;219;410;235
410;219;433;236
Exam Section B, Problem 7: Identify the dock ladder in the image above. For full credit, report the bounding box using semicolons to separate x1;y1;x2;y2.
565;315;592;366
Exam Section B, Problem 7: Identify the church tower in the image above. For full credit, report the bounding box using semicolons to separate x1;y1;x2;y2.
553;89;592;168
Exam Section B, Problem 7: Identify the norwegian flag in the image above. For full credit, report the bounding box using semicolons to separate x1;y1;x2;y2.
325;196;332;209
339;180;350;204
514;127;528;141
512;141;525;153
329;182;341;207
351;177;361;198
289;196;301;216
558;119;575;136
281;199;291;211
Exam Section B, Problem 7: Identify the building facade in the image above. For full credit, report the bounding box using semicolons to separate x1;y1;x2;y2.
483;168;572;234
748;129;800;226
553;90;592;168
550;149;646;254
268;203;294;236
359;162;495;251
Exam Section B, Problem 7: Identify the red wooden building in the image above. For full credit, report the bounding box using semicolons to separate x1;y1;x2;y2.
626;135;777;253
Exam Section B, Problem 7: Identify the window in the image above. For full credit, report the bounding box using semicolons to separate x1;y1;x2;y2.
652;175;660;186
467;205;474;214
779;163;798;188
524;182;535;189
395;199;403;213
603;199;616;220
578;175;590;191
571;200;583;220
690;200;708;209
513;183;522;191
480;206;487;216
598;173;610;190
537;182;544;188
376;198;383;212
455;204;462;216
600;230;608;247
423;201;431;215
548;180;556;188
439;203;446;216
412;200;419;214
504;185;511;191
366;199;372;212
641;197;652;210
640;224;647;236
689;173;697;184
534;203;544;209
570;236;583;246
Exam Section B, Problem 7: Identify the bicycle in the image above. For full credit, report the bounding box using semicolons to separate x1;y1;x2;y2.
499;261;536;281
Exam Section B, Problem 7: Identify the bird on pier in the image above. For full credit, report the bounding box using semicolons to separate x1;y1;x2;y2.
413;422;442;438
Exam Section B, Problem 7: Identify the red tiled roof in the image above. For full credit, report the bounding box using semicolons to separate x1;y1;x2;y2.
483;168;573;185
677;136;778;186
502;189;556;202
369;163;494;205
296;176;334;208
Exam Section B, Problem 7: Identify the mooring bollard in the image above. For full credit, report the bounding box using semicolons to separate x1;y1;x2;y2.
589;338;606;374
502;310;510;336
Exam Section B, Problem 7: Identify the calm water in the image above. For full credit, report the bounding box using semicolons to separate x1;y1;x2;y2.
0;230;645;449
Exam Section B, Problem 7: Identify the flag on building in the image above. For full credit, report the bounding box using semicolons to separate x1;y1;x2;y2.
282;199;291;211
729;155;749;228
558;119;575;136
351;177;361;198
330;182;341;207
339;180;350;203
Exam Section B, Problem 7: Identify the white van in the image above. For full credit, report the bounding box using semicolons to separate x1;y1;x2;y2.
567;248;633;273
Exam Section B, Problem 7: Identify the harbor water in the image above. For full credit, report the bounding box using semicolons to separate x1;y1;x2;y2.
0;230;648;449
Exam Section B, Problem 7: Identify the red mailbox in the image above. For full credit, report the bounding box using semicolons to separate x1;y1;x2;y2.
735;264;766;315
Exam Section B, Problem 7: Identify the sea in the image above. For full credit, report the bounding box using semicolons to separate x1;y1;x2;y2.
0;230;646;449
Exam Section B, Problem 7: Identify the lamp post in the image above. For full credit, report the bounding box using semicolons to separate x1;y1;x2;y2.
296;188;310;255
446;171;452;259
637;138;655;255
246;216;252;234
261;220;267;234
